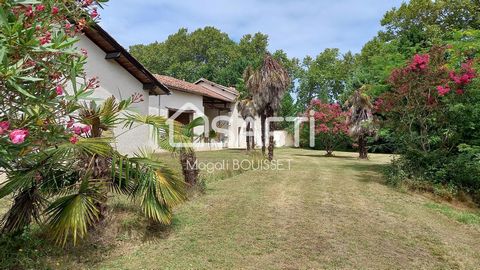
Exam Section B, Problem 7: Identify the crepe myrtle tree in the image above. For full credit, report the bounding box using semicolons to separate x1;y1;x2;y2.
305;99;349;156
0;0;186;246
377;46;477;154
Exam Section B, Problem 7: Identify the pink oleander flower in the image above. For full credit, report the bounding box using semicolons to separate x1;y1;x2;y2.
56;85;63;95
437;85;450;96
456;89;464;95
70;135;79;144
25;5;34;17
0;121;10;135
90;8;98;18
51;6;59;15
66;118;74;128
9;129;29;144
81;125;91;134
72;126;82;135
39;32;51;45
35;4;45;12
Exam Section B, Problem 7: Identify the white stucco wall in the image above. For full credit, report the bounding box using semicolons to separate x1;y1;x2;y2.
227;102;294;149
149;89;205;136
74;35;154;155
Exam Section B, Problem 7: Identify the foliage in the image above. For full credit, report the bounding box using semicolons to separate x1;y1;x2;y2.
380;0;479;53
379;46;480;199
297;49;355;106
245;54;290;160
346;87;377;158
0;227;54;270
0;0;186;246
303;99;349;156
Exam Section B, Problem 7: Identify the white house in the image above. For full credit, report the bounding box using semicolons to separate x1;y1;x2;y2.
77;24;170;155
79;24;292;154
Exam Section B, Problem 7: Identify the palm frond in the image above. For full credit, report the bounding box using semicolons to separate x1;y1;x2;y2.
1;187;47;233
44;178;101;246
247;54;290;114
0;171;35;200
129;149;186;224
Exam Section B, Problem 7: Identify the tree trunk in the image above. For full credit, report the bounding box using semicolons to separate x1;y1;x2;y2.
267;107;275;161
358;136;368;159
250;124;255;150
260;114;266;156
246;122;251;151
250;132;255;150
84;154;109;222
180;151;199;186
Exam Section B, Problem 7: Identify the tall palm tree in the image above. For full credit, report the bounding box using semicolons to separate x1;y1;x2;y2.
237;98;256;151
0;96;186;245
346;87;377;159
245;54;290;160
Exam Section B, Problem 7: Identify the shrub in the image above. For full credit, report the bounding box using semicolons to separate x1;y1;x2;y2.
302;99;350;156
0;0;186;246
379;45;480;201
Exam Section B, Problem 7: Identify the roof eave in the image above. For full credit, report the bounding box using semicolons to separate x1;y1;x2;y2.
84;24;171;96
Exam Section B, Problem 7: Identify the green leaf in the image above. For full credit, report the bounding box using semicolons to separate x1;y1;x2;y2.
17;76;43;82
0;47;6;64
8;80;37;99
45;192;99;246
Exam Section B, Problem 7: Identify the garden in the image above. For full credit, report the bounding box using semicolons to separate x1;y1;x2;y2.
1;0;480;269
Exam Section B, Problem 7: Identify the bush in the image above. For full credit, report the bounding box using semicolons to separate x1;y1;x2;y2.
379;45;480;202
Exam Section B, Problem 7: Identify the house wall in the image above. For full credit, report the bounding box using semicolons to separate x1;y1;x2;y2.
227;102;294;149
74;35;155;155
148;89;205;136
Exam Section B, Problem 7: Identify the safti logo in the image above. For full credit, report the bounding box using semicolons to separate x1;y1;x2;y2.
166;102;316;148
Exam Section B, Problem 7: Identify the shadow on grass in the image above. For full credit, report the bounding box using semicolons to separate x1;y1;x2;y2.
337;162;389;184
293;154;358;160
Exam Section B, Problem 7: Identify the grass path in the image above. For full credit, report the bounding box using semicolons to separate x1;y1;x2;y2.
54;149;480;269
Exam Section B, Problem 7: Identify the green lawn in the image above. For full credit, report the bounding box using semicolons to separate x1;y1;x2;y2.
4;148;480;269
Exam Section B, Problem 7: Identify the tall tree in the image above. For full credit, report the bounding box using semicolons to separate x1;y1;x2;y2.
237;98;256;151
129;29;274;89
246;54;290;160
297;49;354;107
346;87;377;159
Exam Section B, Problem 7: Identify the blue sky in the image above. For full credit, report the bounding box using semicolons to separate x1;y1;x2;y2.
99;0;404;59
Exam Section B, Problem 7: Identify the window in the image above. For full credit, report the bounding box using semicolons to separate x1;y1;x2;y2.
168;109;193;125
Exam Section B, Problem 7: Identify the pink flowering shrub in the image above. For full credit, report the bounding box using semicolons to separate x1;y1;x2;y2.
379;45;480;193
0;1;186;248
304;99;349;156
0;0;102;158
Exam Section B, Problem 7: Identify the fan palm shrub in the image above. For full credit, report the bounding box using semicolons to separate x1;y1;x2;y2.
151;117;206;186
0;0;186;246
245;54;290;160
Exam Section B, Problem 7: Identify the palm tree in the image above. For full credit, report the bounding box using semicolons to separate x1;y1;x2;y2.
346;87;377;159
237;98;256;151
0;96;186;245
155;117;205;186
245;54;290;160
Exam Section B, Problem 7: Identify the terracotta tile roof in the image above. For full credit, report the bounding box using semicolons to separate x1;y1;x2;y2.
154;75;235;102
195;78;239;95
